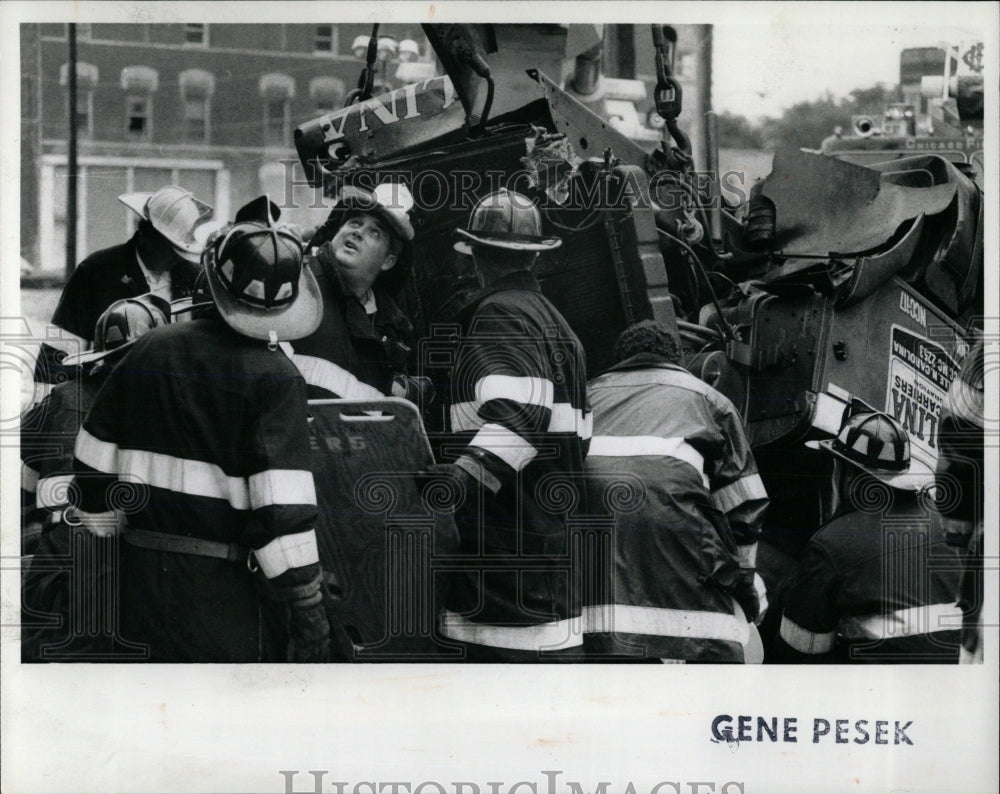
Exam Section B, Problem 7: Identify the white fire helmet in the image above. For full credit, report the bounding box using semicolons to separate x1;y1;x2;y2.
119;186;214;264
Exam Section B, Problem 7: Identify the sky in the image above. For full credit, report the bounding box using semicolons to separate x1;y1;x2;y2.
712;23;982;120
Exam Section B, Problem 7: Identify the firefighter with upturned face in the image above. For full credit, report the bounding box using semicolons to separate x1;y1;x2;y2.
583;320;769;662
774;409;963;663
436;188;591;661
69;197;330;662
289;182;429;406
21;295;169;661
36;186;213;387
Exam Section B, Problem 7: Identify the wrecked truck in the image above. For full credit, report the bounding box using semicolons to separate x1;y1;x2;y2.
292;23;983;657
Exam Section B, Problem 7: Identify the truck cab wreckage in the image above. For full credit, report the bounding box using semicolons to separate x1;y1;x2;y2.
292;24;984;657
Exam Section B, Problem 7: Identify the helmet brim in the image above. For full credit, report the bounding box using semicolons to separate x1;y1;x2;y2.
804;438;935;491
205;257;324;342
453;227;562;253
62;338;139;367
336;187;415;242
172;244;204;264
119;190;212;258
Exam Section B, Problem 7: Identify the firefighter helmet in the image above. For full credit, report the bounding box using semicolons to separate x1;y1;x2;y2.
63;295;170;368
203;196;322;342
119;186;214;263
454;188;561;254
335;182;415;242
805;410;933;491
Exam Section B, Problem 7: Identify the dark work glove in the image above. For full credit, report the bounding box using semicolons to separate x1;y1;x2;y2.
270;572;330;663
392;375;436;410
733;568;760;624
422;462;473;510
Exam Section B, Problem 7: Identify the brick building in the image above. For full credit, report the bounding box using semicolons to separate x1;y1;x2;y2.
20;22;713;275
20;22;432;273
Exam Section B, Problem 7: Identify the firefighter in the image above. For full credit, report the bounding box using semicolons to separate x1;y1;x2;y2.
289;181;428;404
35;185;213;387
21;295;169;661
775;409;963;663
583;320;769;662
69;198;330;663
435;188;591;661
934;339;985;663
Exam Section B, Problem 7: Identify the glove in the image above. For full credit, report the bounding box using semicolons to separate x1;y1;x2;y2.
269;571;331;663
288;594;331;663
392;375;436;409
733;568;760;624
421;462;476;512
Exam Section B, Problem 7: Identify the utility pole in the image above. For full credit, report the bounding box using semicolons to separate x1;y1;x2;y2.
20;24;42;267
66;22;78;280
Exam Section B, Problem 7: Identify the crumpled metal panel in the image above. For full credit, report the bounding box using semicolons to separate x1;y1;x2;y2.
757;149;958;255
294;76;467;184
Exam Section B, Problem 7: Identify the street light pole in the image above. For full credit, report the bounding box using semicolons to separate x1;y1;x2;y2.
66;22;78;280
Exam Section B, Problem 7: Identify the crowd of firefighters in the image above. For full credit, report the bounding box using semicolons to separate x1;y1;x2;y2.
20;176;985;664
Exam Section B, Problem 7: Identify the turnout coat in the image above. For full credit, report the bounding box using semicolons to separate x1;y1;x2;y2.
776;494;962;663
440;271;591;655
583;354;769;662
72;317;322;662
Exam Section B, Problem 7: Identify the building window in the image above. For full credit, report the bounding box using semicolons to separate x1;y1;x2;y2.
183;98;209;143
314;25;334;54
59;62;99;139
120;66;158;142
184;23;208;47
72;92;94;137
180;69;215;144
309;76;345;114
259;73;295;148
264;99;289;146
126;95;152;138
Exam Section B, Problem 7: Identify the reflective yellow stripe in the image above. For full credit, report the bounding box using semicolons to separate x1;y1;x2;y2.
451;400;591;441
36;474;75;508
73;509;122;538
79;432;316;511
469;423;538;471
75;428;119;473
118;448;251;509
584;603;749;645
291;353;384;400
449;401;481;432
549;404;592;439
736;542;758;569
588;435;708;487
248;469;317;509
441;610;583;650
21;465;40;493
779;615;836;654
754;572;768;621
811;390;849;435
254;529;320;579
476;374;554;408
839;603;964;640
454;454;502;494
711;473;768;516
